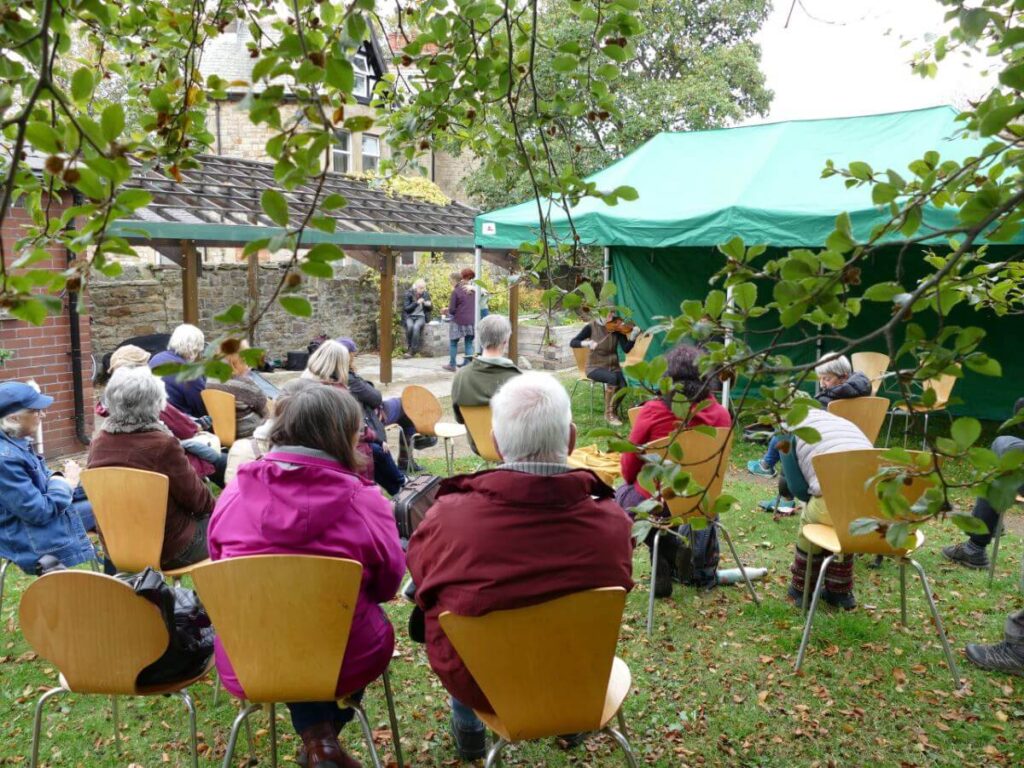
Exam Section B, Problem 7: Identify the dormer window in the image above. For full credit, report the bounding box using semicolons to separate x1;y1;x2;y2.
353;53;371;99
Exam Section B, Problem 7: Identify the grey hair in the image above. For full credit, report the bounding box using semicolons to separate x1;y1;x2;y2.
168;324;206;362
491;372;571;463
302;340;350;386
102;366;168;434
0;410;28;437
814;354;852;379
477;314;511;352
412;279;427;291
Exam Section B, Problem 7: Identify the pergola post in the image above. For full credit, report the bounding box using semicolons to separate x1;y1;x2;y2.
508;278;520;362
246;252;259;345
181;240;200;325
380;247;395;384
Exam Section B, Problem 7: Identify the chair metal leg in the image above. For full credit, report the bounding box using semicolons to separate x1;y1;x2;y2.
899;561;907;627
922;412;930;450
444;437;454;476
213;673;221;707
382;668;405;768
222;702;259;768
616;708;629;739
646;530;661;637
0;557;9;621
604;726;639;768
350;702;384;768
112;696;121;755
269;702;278;768
989;512;1004;587
907;558;962;688
483;737;509;768
175;689;199;768
802;551;812;616
902;412;909;449
884;411;894;447
795;554;835;671
30;686;67;768
718;523;760;605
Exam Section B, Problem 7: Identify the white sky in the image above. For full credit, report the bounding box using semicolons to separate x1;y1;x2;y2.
744;0;995;125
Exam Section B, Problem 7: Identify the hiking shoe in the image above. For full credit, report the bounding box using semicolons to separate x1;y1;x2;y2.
822;590;857;611
746;459;776;478
413;435;438;450
942;541;989;569
965;641;1024;677
442;364;457;372
555;732;588;749
450;716;487;762
653;555;673;598
758;497;796;513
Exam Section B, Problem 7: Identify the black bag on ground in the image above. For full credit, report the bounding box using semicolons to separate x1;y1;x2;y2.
120;568;215;686
392;474;442;543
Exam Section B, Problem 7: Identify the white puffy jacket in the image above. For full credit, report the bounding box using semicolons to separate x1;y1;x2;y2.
792;408;872;497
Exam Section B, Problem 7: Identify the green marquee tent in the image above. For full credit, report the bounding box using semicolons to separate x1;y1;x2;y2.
475;106;1024;420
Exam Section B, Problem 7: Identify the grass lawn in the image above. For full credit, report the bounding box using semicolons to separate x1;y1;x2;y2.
1;374;1022;767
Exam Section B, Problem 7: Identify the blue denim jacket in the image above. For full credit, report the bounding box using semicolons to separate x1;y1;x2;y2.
0;431;95;573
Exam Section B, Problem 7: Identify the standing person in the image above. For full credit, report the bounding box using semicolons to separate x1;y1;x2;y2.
208;386;405;767
401;279;432;358
569;313;639;426
407;373;633;761
442;270;475;372
0;382;96;573
206;340;270;440
150;324;209;419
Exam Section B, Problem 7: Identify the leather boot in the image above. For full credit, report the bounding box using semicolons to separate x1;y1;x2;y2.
298;722;363;768
604;387;622;426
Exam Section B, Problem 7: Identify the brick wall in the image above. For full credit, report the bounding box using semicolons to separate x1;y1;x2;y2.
1;198;94;459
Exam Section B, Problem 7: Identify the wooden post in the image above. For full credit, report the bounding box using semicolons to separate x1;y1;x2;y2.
380;248;395;384
509;279;520;362
247;252;259;345
181;240;200;325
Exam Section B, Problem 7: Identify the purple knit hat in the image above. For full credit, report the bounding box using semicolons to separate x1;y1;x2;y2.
335;337;357;355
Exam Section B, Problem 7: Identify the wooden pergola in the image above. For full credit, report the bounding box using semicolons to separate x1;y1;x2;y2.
106;154;518;382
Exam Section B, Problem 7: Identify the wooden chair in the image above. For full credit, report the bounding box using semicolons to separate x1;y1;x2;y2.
80;467;210;580
627;405;643;427
884;374;956;449
643;427;758;636
851;352;890;395
401;385;466;476
201;388;237;449
20;570;211;768
459;405;502;465
827;396;891;444
439;588;637;767
191;555;403;768
623;332;653;369
568;345;606;423
796;449;960;687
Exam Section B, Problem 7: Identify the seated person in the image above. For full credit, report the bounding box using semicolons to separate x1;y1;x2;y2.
97;332;170;385
206;340;270;440
209;385;404;767
451;314;522;455
401;279;432;358
569;313;639;426
0;382;96;573
748;354;872;512
407;373;634;761
302;340;403;493
615;343;732;597
782;408;872;610
88;367;215;571
102;344;226;485
943;397;1024;569
149;323;209;419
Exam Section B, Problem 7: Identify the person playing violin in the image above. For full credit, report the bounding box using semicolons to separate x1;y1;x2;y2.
569;311;641;426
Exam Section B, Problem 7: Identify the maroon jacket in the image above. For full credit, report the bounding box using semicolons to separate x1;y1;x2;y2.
87;429;216;566
406;468;634;712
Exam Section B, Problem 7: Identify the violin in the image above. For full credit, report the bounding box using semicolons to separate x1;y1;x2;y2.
604;316;636;336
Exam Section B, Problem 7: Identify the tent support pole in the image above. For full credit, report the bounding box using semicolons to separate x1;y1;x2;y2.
509;278;520;363
603;246;610;284
381;248;395;384
722;284;734;411
474;246;482;354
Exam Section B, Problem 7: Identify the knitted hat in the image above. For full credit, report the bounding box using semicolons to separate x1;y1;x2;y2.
335;337;358;355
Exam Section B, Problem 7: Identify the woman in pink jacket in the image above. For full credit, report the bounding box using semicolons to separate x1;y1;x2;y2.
208;386;405;768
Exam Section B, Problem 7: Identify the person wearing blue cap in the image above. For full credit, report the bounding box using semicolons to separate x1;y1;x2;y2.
0;382;97;573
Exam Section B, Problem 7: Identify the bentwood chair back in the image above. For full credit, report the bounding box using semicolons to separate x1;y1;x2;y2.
20;570;208;767
622;333;653;369
439;587;638;766
627;406;643;427
644;427;734;521
827;396;891;444
459;405;502;463
201;388;237;449
191;555;404;768
401;385;442;438
571;346;590;380
80;467;168;573
851;352;890;395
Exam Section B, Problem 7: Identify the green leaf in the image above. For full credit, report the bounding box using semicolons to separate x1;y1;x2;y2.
718;236;745;261
950;417;981;450
863;282;903;302
300;261;335;279
551;55;577;73
279;295;312;317
611;185;638;201
343;116;374;132
114;189;152;211
601;44;627;62
101;104;125;142
325;56;355;92
848;161;872;180
25;122;61;154
261;189;290;227
950;513;990;535
71;68;95;103
791;426;821;444
214;304;246;324
849;517;880;536
306;243;345;261
732;282;756;311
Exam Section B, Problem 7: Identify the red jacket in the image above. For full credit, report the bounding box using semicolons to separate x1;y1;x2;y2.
620;396;732;498
406;468;634;712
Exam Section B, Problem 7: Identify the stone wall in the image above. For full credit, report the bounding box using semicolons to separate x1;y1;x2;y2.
432;149;480;206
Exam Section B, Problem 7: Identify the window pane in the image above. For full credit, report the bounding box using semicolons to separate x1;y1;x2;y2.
332;150;349;173
362;134;380;172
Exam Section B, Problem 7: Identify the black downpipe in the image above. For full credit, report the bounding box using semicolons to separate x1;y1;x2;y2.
66;191;89;446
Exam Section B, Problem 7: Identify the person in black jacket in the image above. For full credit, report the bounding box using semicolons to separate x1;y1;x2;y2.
401;280;432;358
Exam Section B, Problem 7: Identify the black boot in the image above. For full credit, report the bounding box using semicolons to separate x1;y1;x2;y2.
965;641;1024;677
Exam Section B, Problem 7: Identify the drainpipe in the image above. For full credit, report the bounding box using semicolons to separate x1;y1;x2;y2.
66;190;89;446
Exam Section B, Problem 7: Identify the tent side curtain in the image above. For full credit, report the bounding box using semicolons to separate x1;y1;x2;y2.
610;245;1022;421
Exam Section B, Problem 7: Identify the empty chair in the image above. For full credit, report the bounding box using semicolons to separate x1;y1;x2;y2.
569;346;605;422
827;396;890;443
851;352;890;395
459;405;502;465
439;588;638;767
885;374;957;449
401;385;466;475
20;570;211;768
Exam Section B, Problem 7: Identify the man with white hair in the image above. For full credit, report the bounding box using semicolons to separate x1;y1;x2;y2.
149;323;209;419
401;278;433;357
407;372;634;761
451;314;521;455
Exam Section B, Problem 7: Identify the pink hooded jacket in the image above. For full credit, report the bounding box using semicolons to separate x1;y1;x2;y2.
207;449;405;699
